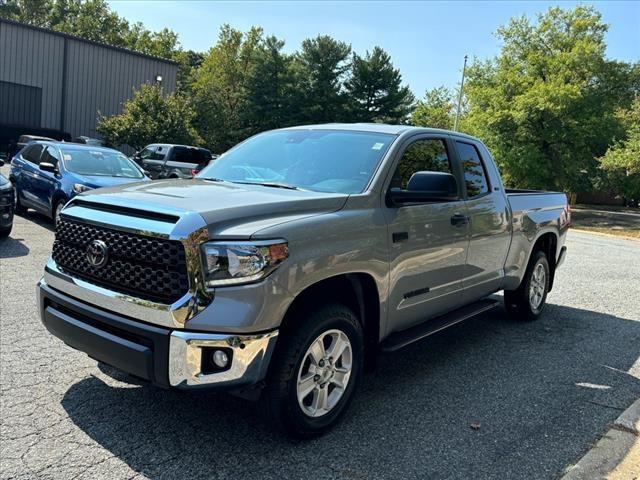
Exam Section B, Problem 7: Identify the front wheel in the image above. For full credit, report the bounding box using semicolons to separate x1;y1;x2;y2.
11;182;26;215
262;303;363;437
504;250;550;321
53;199;66;226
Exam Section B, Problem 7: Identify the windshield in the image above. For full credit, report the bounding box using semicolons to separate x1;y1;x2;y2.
198;129;395;194
62;149;144;178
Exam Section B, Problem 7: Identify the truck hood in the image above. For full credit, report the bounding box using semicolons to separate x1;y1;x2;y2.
75;179;349;238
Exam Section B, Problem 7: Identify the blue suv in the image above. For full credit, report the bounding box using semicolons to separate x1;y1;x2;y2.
10;142;150;224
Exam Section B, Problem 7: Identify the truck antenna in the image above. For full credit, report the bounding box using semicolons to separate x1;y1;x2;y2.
454;54;468;132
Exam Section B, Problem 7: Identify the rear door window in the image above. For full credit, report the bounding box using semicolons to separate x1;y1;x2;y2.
456;141;489;198
22;144;45;164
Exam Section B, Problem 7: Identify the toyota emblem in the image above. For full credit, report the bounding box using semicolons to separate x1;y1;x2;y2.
86;239;109;268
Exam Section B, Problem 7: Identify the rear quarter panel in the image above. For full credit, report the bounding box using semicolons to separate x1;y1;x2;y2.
503;192;569;290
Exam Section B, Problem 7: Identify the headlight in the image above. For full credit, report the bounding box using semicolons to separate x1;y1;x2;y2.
73;184;93;194
201;240;288;288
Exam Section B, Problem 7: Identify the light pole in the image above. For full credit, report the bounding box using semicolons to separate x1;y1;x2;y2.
454;54;468;132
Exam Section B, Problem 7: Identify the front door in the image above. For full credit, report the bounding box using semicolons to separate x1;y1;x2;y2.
31;145;61;214
384;136;469;333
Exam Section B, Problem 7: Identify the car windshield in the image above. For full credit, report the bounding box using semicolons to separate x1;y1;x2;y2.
198;129;395;194
62;149;144;178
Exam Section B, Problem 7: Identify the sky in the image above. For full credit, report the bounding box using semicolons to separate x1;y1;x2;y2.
108;1;640;98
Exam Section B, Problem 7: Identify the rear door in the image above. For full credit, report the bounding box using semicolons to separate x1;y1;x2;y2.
454;139;511;302
384;135;469;333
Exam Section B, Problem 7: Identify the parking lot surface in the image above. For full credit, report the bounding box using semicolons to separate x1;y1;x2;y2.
1;210;639;480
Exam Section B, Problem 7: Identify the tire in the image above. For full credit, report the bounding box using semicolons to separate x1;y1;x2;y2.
504;250;550;321
53;199;66;226
262;303;364;437
11;182;26;215
0;225;11;239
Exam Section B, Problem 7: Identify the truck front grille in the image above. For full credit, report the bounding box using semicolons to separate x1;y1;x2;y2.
52;217;189;304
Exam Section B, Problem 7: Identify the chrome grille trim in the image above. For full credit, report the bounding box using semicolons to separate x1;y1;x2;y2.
46;199;213;329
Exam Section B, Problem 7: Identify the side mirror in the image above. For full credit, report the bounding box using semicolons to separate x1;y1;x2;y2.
39;162;57;174
387;171;458;206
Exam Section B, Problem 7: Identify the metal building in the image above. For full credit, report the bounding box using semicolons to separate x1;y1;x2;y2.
0;18;177;149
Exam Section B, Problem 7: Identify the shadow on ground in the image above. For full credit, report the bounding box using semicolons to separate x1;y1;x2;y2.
61;304;640;480
0;235;30;258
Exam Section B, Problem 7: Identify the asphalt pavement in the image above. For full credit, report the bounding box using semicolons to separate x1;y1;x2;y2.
1;211;639;480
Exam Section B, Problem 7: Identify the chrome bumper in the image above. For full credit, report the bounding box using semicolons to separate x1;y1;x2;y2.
169;330;278;388
39;278;278;390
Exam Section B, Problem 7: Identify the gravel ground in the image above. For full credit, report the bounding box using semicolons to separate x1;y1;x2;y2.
1;211;639;480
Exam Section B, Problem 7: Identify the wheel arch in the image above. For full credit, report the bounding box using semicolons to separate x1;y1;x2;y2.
51;190;69;219
280;272;381;371
530;231;558;291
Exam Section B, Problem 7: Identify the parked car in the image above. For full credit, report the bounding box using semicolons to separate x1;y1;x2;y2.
73;136;105;146
10;142;149;224
38;124;570;436
0;160;14;238
132;143;213;179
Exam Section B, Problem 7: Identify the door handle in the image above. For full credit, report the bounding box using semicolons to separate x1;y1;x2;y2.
451;213;469;226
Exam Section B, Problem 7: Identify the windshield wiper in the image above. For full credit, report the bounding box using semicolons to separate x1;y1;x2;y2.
233;181;302;190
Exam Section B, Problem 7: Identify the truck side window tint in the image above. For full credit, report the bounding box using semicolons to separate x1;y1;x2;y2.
391;139;451;189
457;141;489;198
151;148;165;160
23;145;44;164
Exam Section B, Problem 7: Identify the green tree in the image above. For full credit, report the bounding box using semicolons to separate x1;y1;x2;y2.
294;35;351;123
192;25;263;151
346;46;414;123
411;86;455;129
463;6;637;192
245;35;296;131
97;84;202;151
600;99;640;199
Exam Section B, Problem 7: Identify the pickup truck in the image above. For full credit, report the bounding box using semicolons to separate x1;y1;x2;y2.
38;124;570;437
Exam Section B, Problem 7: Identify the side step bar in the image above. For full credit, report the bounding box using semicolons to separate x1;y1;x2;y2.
380;298;500;353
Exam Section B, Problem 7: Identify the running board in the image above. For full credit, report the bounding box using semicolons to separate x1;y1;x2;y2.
380;298;499;353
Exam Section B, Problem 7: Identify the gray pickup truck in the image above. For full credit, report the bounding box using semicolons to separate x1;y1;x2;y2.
38;124;570;436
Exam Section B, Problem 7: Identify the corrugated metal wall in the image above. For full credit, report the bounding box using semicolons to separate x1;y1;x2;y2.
0;21;65;129
0;19;177;139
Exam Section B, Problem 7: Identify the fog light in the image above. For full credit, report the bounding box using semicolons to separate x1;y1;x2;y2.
212;349;229;368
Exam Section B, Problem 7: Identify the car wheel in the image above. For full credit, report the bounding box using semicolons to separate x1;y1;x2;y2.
0;224;11;239
504;250;550;321
53;199;66;226
262;303;363;437
11;182;27;215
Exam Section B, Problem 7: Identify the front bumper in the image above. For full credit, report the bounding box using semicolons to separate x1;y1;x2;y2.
38;279;278;390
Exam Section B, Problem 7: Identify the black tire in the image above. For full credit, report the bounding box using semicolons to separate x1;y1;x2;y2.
0;225;11;239
53;199;66;226
11;182;26;215
262;303;363;438
504;250;550;321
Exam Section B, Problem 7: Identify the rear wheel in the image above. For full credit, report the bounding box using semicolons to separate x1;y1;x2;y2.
504;250;550;321
262;303;363;437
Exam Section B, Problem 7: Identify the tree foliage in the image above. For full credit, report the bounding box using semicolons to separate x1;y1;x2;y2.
411;86;456;129
600;99;640;199
97;84;202;151
462;6;638;192
346;47;415;123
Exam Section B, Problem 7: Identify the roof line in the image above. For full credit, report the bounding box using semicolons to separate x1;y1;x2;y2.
0;17;177;65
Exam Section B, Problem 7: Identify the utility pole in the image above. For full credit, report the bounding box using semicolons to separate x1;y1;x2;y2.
454;54;468;132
